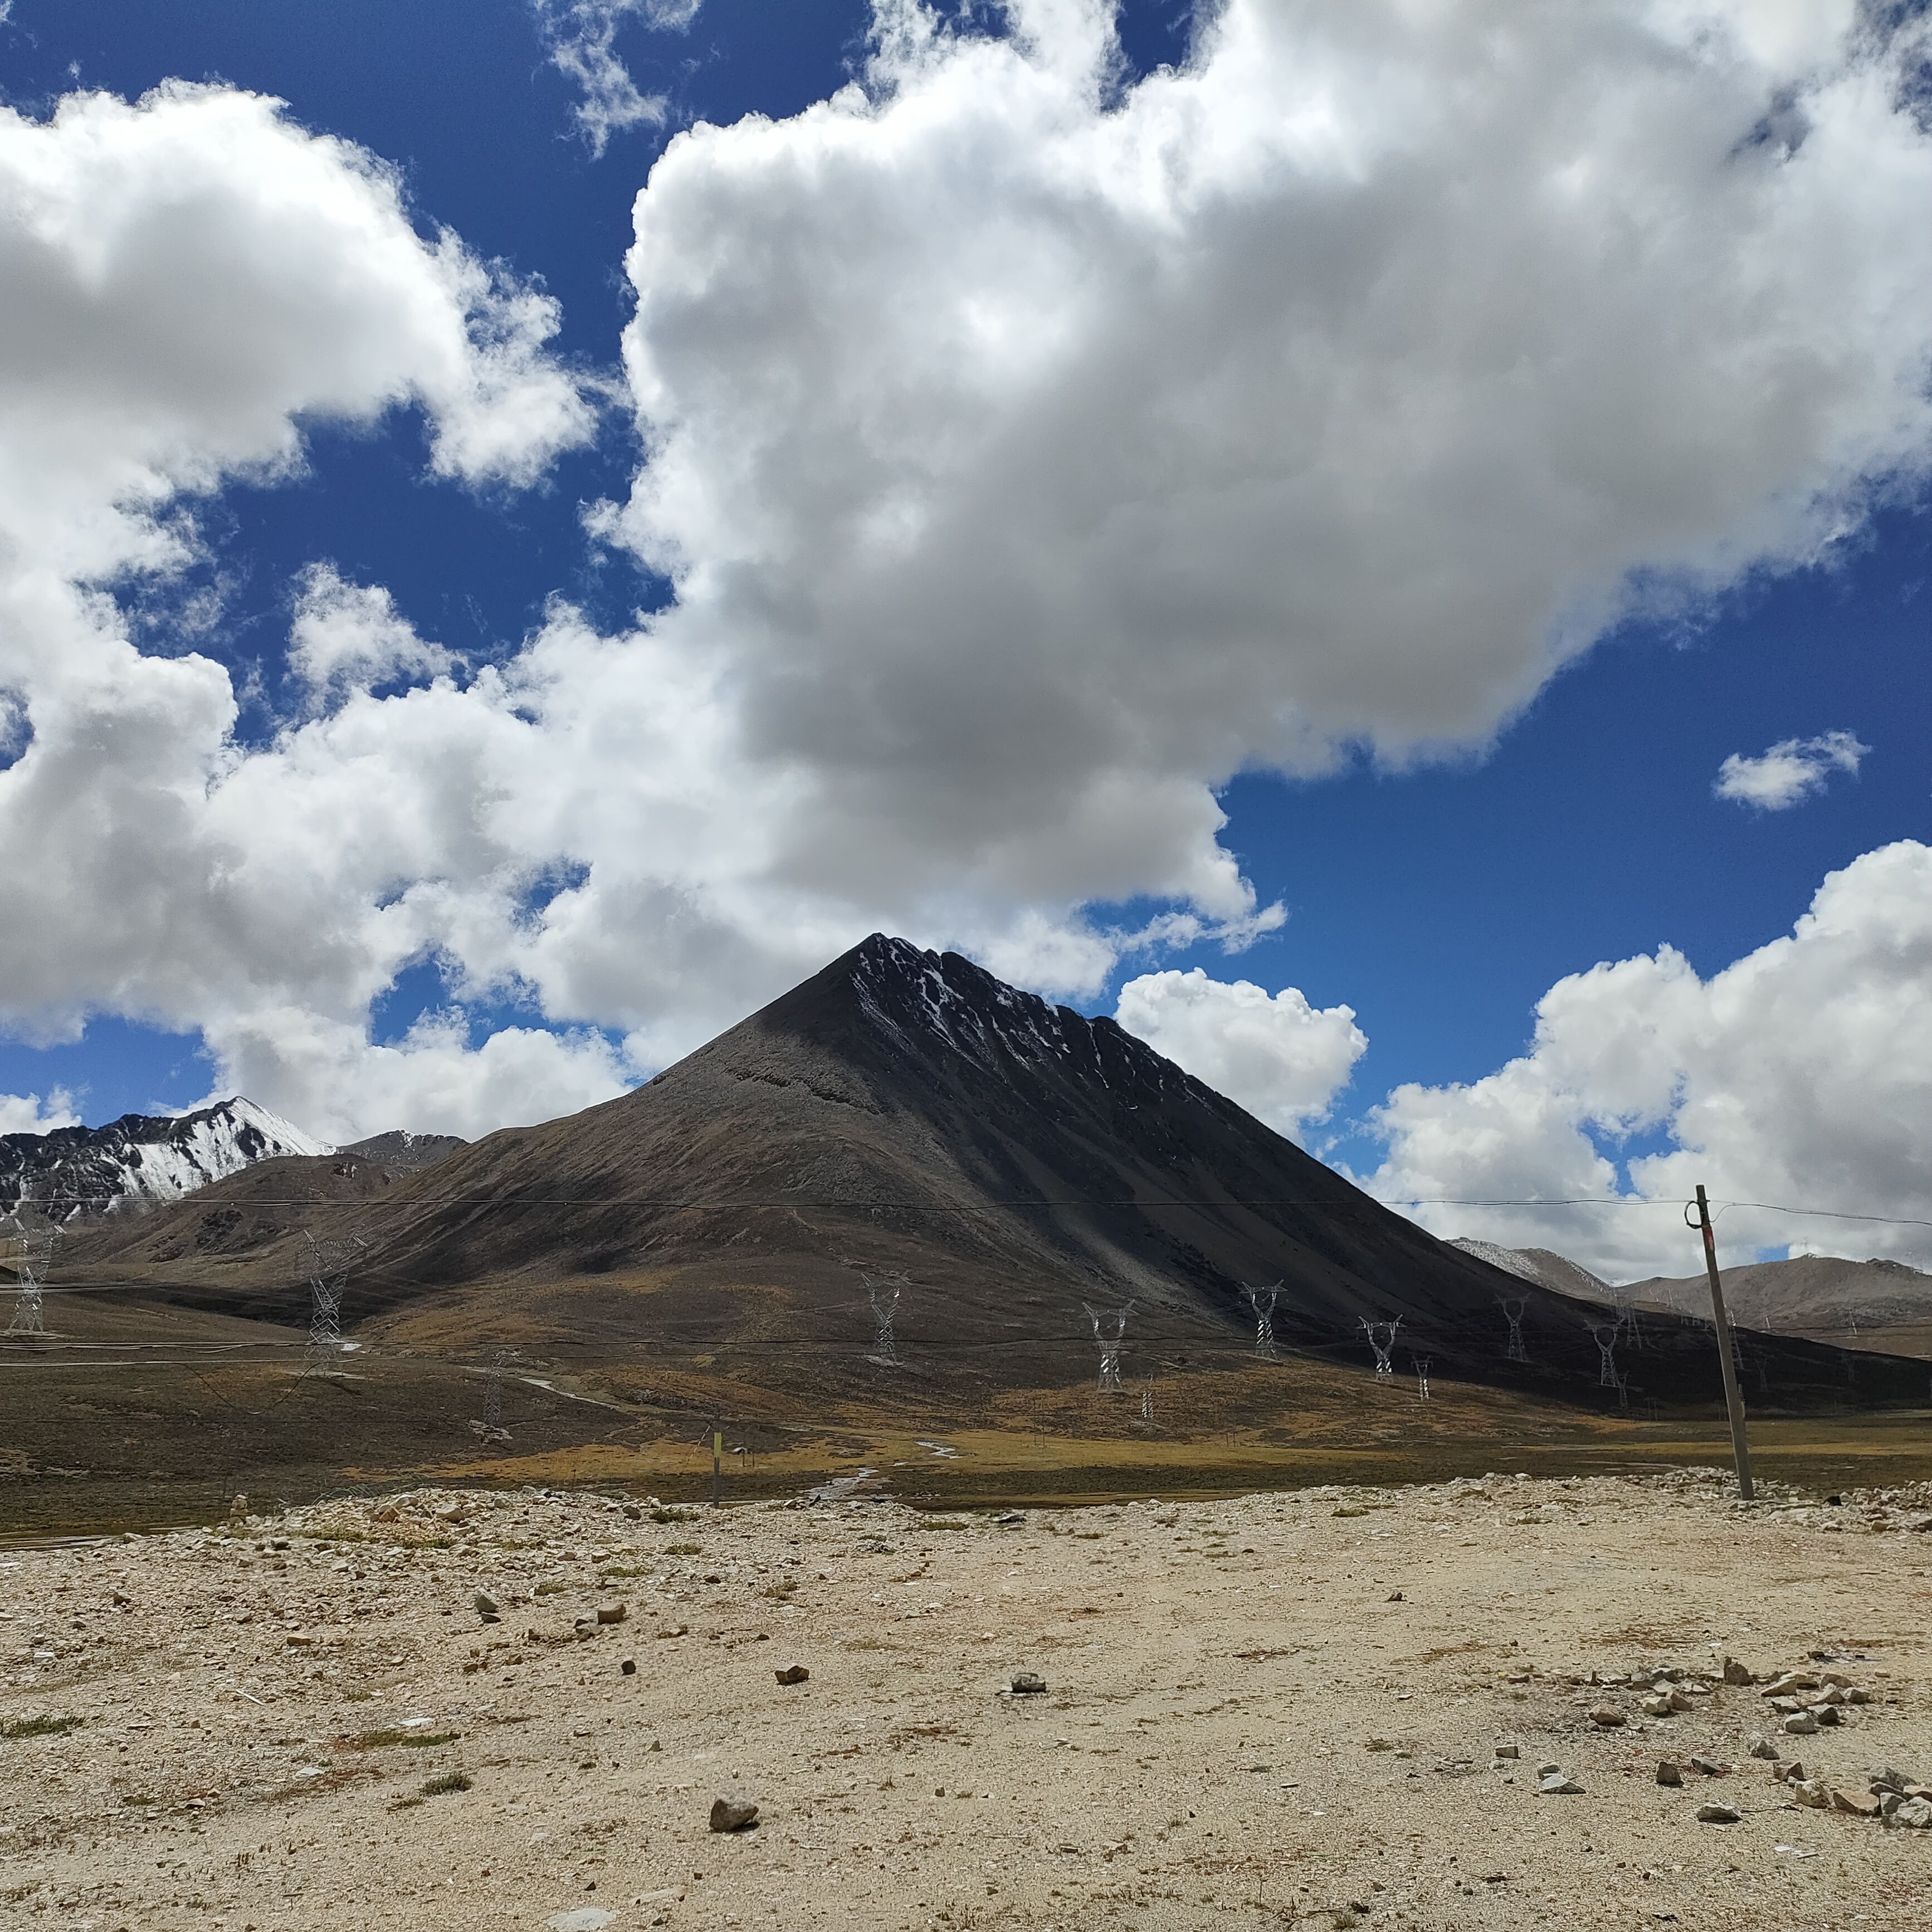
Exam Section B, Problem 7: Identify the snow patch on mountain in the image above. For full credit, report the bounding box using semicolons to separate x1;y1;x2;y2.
0;1096;332;1221
847;933;1201;1103
1451;1236;1614;1302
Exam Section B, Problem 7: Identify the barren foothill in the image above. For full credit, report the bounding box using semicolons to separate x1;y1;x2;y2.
4;1471;1931;1931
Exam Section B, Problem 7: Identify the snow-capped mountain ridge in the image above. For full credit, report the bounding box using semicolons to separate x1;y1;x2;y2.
847;932;1196;1101
0;1097;330;1221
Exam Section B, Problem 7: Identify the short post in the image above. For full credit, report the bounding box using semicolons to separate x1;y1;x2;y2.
1691;1184;1754;1501
711;1418;722;1510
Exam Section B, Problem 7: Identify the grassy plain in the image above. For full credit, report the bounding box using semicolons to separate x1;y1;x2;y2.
4;1285;1930;1535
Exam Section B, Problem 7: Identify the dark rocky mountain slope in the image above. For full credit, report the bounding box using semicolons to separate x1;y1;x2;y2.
68;938;1925;1409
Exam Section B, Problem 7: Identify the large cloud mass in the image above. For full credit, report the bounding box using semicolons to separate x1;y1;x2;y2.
1367;842;1932;1281
6;4;1932;1140
0;84;598;1136
603;0;1932;870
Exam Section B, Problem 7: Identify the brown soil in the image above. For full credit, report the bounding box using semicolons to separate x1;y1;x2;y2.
4;1474;1931;1929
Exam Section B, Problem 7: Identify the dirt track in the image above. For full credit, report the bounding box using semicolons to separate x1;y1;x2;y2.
4;1468;1931;1930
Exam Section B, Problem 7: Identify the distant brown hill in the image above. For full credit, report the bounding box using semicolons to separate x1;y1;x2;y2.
65;936;1927;1411
1622;1255;1932;1354
1455;1237;1932;1360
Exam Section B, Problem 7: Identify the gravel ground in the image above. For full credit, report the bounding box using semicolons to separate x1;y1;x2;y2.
3;1468;1931;1930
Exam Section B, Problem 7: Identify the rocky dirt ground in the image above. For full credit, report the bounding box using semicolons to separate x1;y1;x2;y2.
3;1468;1931;1931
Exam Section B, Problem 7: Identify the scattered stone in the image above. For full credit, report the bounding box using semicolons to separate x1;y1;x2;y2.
1494;1743;1519;1760
1696;1802;1741;1824
1748;1736;1779;1760
595;1603;627;1625
1657;1760;1683;1788
1721;1656;1755;1686
1832;1789;1882;1818
1366;1738;1395;1752
1870;1767;1911;1795
622;1504;643;1520
1538;1772;1584;1796
1773;1760;1804;1784
1890;1797;1932;1830
709;1797;759;1833
1689;1755;1728;1777
774;1665;809;1686
621;1660;637;1676
1762;1671;1820;1697
1588;1705;1626;1728
474;1591;501;1621
1387;1591;1404;1602
1783;1711;1820;1736
1811;1704;1843;1727
1011;1672;1047;1696
1792;1779;1831;1809
1847;1686;1873;1704
993;1511;1024;1526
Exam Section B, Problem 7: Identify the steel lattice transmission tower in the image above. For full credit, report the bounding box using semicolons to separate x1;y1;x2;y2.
863;1273;908;1364
1241;1281;1282;1359
1360;1316;1401;1377
1084;1301;1132;1393
1608;1282;1647;1351
1498;1295;1529;1364
1412;1355;1432;1402
301;1233;362;1377
471;1346;515;1442
1587;1316;1624;1389
4;1219;56;1339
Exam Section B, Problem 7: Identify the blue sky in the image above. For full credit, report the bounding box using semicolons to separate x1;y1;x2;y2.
0;0;1927;1278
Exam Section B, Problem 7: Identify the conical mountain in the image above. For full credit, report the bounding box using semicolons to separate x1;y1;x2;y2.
81;935;1926;1406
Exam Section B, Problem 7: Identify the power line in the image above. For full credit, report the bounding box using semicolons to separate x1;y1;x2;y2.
7;1191;1931;1222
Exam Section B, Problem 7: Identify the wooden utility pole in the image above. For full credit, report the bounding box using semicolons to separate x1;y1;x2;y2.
1691;1184;1754;1500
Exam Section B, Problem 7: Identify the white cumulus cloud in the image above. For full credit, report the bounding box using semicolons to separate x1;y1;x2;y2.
1714;729;1868;809
1115;969;1365;1140
0;82;593;1133
286;565;457;716
603;0;1932;891
206;1006;637;1146
11;4;1932;1139
0;1090;81;1136
1365;842;1932;1281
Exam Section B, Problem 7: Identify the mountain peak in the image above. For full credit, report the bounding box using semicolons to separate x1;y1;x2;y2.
0;1095;330;1220
831;931;1164;1089
79;937;1929;1411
